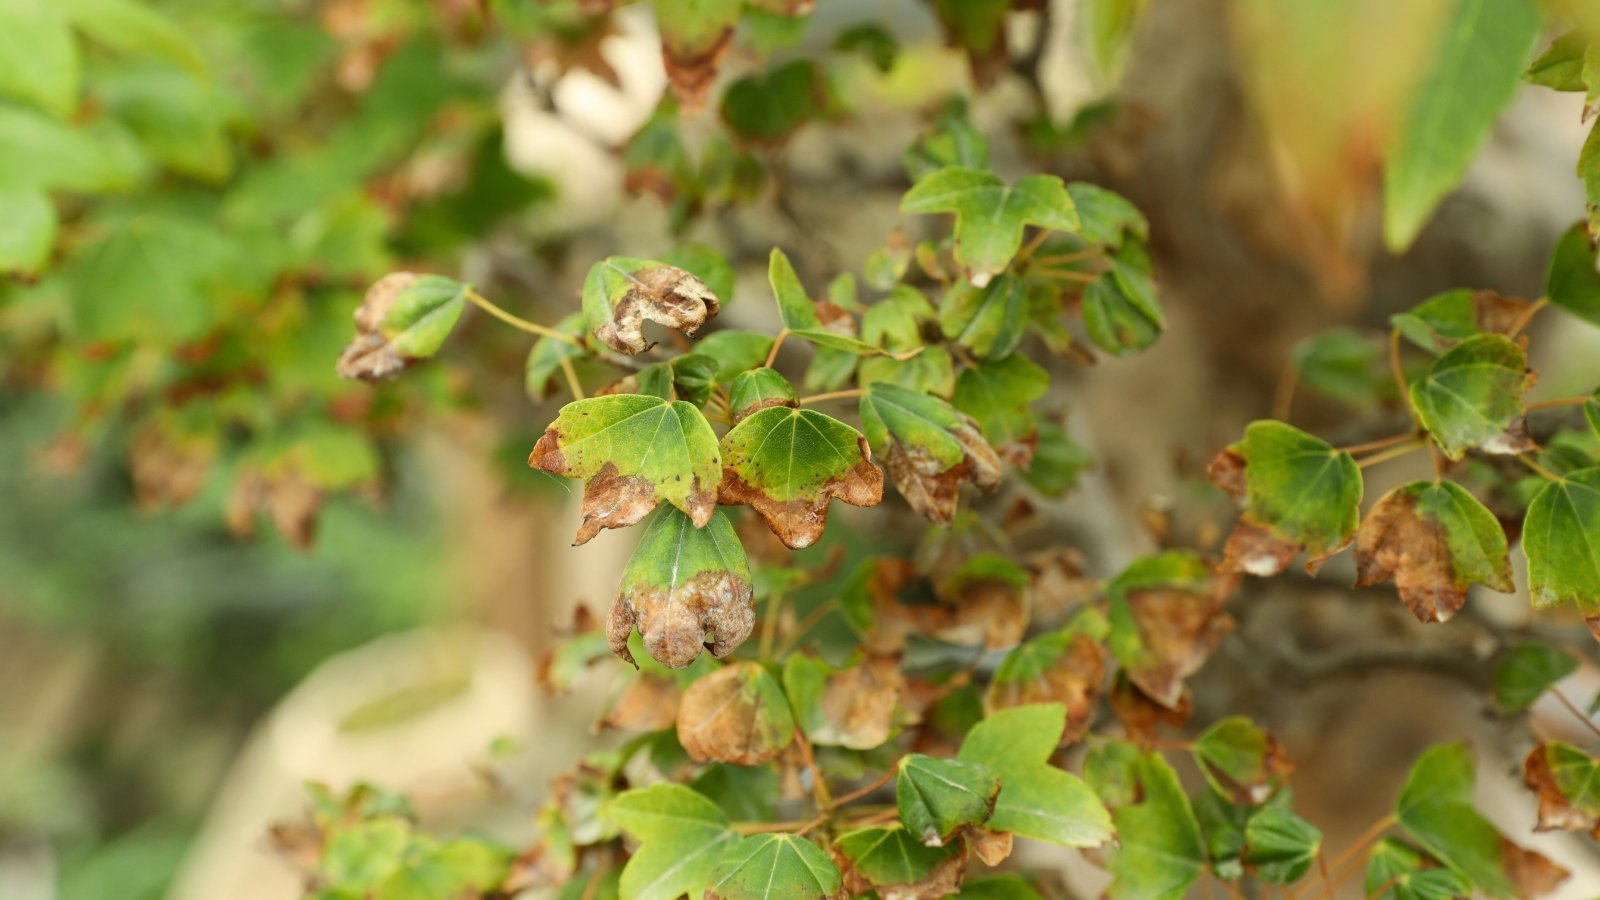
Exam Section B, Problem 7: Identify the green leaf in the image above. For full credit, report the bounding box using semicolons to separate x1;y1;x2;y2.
902;101;988;180
901;166;1079;283
1191;788;1249;880
375;839;512;900
612;507;753;669
1493;643;1577;713
0;0;78;117
1582;119;1600;236
940;275;1027;359
957;704;1113;846
528;394;721;544
1084;739;1144;809
1191;717;1289;805
1546;221;1600;326
0;104;145;193
322;818;411;890
717;405;882;549
1082;272;1161;356
669;354;720;406
1409;334;1533;459
1382;0;1543;250
1105;752;1206;900
859;381;1002;524
709;834;841;900
720;60;816;141
1526;31;1587;91
953;354;1049;461
1391;288;1482;354
956;875;1046;899
0;187;55;276
769;248;882;355
1395;743;1543;898
1243;802;1321;884
1292;327;1384;408
1366;838;1471;900
692;765;778;823
1215;420;1362;575
1523;469;1600;612
895;754;1000;846
835;23;898;73
696;331;776;380
1079;0;1145;83
830;826;963;898
1023;422;1091;496
1066;182;1147;249
67;212;237;346
728;367;798;422
1354;481;1513;623
99;65;235;182
62;0;207;75
583;256;722;355
608;784;735;900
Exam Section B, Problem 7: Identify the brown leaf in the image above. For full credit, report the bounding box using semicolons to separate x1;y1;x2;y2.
225;469;322;550
1025;547;1098;624
607;567;754;670
1110;674;1193;743
807;653;904;750
1474;291;1538;337
986;632;1104;746
128;422;214;509
526;17;623;89
599;674;680;732
1353;486;1470;623
882;422;1003;526
1523;744;1600;832
831;836;966;900
875;569;1028;653
335;272;422;381
595;265;721;355
716;445;884;550
1500;838;1569;898
1207;447;1247;500
963;827;1013;867
661;28;733;113
676;663;793;765
1220;517;1303;577
1123;580;1237;709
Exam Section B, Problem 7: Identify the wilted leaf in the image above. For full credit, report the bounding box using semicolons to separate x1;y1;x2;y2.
608;784;734;900
1191;717;1292;805
1106;552;1238;709
783;653;903;750
1492;643;1577;714
1408;334;1535;459
984;629;1104;746
709;833;842;900
1546;221;1600;326
829;826;964;900
728;367;798;423
895;755;1000;847
582;256;721;355
1395;743;1568;898
653;0;741;111
600;674;681;732
1243;801;1322;884
1108;673;1193;742
952;353;1049;466
609;507;753;670
958;704;1113;846
1210;420;1362;576
1354;481;1513;623
677;661;795;765
1523;742;1600;834
1523;469;1600;613
529;394;720;544
859;382;1002;524
717;406;883;549
901;166;1079;285
1365;838;1471;900
336;273;467;381
1105;751;1206;900
940;275;1026;360
1382;0;1543;250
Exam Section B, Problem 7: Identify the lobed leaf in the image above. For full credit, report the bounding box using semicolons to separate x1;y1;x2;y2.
1210;421;1362;576
608;783;734;900
582;256;721;355
901;166;1079;284
957;704;1113;847
895;754;1000;847
1523;468;1600;613
829;826;964;900
1191;716;1292;806
1104;752;1206;900
1354;481;1513;623
1408;334;1534;459
859;382;1002;524
709;833;842;900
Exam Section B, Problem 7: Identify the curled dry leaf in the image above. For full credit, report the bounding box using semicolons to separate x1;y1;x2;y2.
336;272;467;381
1109;674;1193;742
1501;838;1570;899
1025;547;1099;624
860;382;1002;525
717;406;884;549
1354;481;1513;623
830;827;966;900
868;556;1029;652
608;507;753;669
1107;553;1238;709
582;257;721;355
963;827;1013;867
129;420;216;509
599;674;681;732
1523;742;1600;834
676;661;795;765
225;468;323;550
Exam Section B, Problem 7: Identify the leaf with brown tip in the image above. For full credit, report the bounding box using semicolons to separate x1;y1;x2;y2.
581;256;721;355
1354;481;1513;623
859;382;1002;524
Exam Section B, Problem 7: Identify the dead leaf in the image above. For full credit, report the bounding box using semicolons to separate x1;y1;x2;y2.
1025;547;1098;624
608;567;754;670
963;827;1013;867
716;440;884;550
676;662;794;765
985;632;1104;747
1501;838;1569;898
225;468;322;550
881;425;1003;526
1523;744;1600;833
1353;482;1513;623
831;835;966;900
1122;580;1237;709
129;422;214;509
807;653;904;750
594;264;721;355
1219;517;1303;578
661;29;733;113
1110;674;1193;743
599;674;680;732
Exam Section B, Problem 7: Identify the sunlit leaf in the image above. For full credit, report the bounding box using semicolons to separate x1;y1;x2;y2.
901;166;1079;284
1105;751;1205;900
608;784;734;900
958;704;1113;846
709;833;841;900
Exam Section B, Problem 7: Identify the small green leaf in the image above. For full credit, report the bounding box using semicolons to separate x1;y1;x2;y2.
583;256;722;355
952;354;1049;462
525;313;588;401
1082;272;1161;356
830;826;963;898
859;382;1002;524
696;331;777;380
1546;221;1600;326
1354;481;1513;623
0;0;78;117
63;0;207;75
1105;752;1206;900
720;60;816;142
608;784;734;900
611;507;753;670
1023;422;1091;496
940;275;1027;359
322;818;411;890
717;405;882;549
0;187;55;276
728;367;798;422
1215;421;1362;576
957;704;1113;846
901;166;1079;283
1493;643;1577;713
1526;31;1587;91
835;23;898;73
529;394;721;543
1066;182;1147;249
895;754;1000;846
1408;334;1533;459
956;875;1046;899
1391;288;1482;354
1243;802;1321;884
1366;838;1470;900
1191;788;1249;881
669;354;720;406
1191;717;1289;805
1523;469;1600;612
770;248;882;354
1292;327;1384;408
710;834;841;900
1382;0;1543;250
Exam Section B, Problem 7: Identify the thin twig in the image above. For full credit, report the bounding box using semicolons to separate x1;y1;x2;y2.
1030;248;1103;267
1272;362;1300;422
775;601;839;658
558;355;585;401
1526;395;1590;411
1034;269;1098;284
1389;330;1414;425
764;329;790;368
1517;454;1563;482
831;765;900;808
1507;296;1550;338
794;730;833;812
464;289;583;346
1355;440;1424;469
1016;228;1053;263
1337;432;1415;456
1549;687;1600;742
798;388;867;405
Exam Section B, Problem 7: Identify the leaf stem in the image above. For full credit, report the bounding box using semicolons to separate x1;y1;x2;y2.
1549;687;1600;742
731;816;827;835
830;765;899;808
1034;269;1099;284
798;388;867;405
464;289;584;347
558;356;585;401
1507;296;1549;338
764;328;791;368
1337;432;1416;456
1029;248;1103;267
1517;454;1563;482
1354;440;1424;469
1526;395;1590;410
793;729;833;812
1289;814;1394;900
1015;228;1053;263
759;593;784;660
774;601;839;658
1389;329;1415;425
1272;362;1300;422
